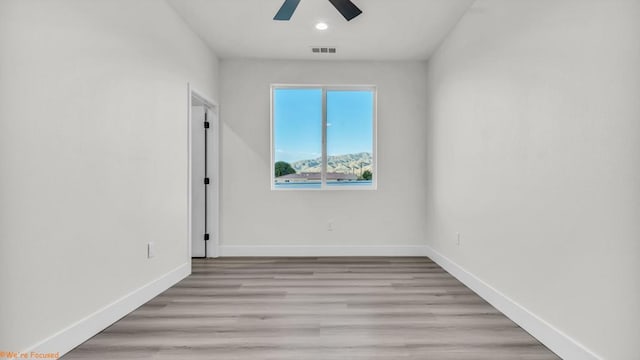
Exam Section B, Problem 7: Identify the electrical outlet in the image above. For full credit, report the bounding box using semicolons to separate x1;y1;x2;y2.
456;233;461;246
327;219;334;231
147;242;156;258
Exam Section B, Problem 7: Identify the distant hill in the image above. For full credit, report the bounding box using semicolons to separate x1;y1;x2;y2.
291;152;372;174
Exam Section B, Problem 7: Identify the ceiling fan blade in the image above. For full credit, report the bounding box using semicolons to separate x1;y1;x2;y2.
328;0;362;21
274;0;301;21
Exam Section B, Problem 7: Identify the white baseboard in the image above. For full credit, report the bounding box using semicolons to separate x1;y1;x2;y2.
424;245;601;360
220;245;429;257
24;262;191;358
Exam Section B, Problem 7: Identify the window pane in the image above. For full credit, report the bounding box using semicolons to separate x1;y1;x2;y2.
273;88;322;189
326;90;374;187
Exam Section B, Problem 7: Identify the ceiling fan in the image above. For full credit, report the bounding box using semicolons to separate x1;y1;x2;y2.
274;0;362;21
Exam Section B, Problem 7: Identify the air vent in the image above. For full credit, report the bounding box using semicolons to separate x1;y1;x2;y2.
311;47;337;54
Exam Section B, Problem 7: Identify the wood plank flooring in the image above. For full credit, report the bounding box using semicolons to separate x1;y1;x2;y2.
63;257;560;359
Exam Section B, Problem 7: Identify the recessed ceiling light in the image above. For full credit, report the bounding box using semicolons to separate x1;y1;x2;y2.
315;22;328;31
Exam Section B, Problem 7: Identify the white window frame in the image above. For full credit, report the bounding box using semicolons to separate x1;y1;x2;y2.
270;84;378;191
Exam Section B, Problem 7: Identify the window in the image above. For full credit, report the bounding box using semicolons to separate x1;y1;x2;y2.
271;85;376;190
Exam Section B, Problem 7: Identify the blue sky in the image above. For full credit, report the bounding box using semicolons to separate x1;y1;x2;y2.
274;88;373;163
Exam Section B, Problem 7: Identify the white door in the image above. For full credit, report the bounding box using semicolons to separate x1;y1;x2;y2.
191;105;206;257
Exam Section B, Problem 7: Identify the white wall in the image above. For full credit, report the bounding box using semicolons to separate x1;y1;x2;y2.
425;0;640;359
0;0;218;352
219;60;429;254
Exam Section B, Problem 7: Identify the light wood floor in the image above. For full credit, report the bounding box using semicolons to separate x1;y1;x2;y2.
63;257;560;359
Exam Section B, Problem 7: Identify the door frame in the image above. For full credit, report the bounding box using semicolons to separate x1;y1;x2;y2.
187;83;219;258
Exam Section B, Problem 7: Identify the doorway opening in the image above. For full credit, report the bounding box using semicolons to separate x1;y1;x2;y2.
189;87;219;258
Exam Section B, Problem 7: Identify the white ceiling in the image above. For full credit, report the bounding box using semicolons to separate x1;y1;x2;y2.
167;0;474;61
